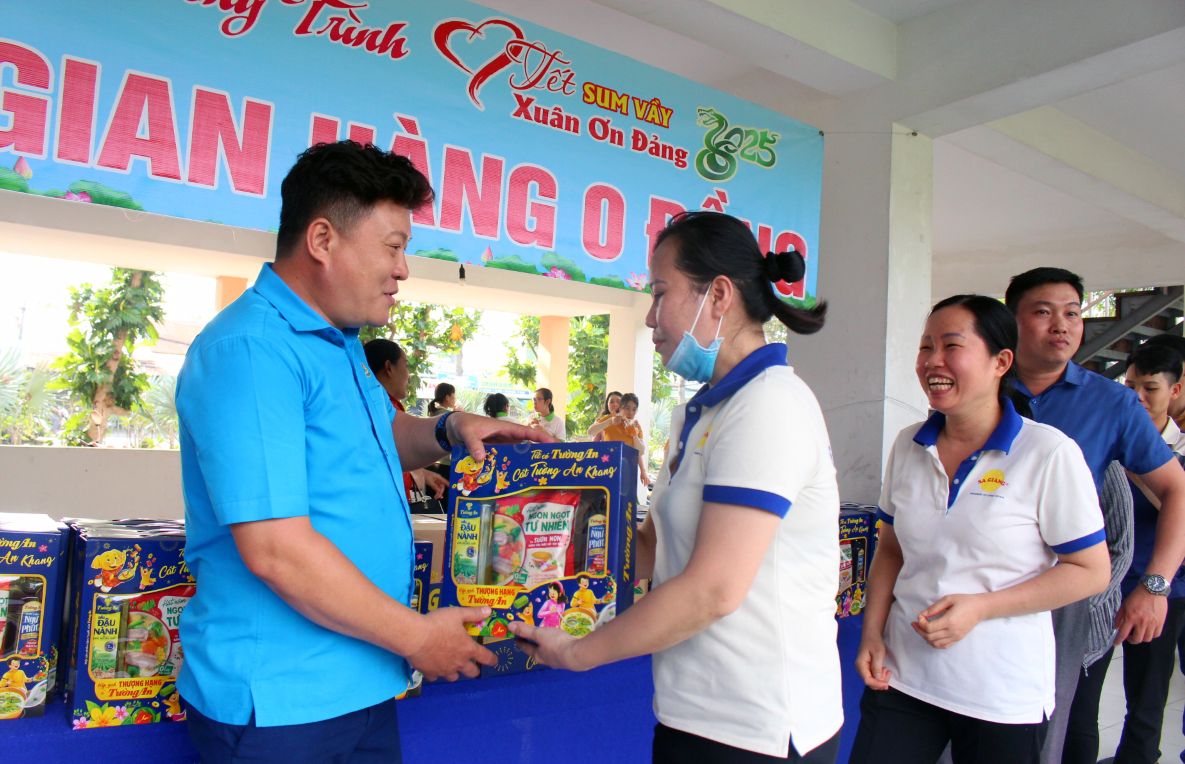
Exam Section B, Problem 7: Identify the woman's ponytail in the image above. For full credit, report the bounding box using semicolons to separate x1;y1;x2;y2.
762;250;826;335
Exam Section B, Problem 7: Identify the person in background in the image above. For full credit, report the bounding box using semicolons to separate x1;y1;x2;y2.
176;140;548;763
586;390;623;440
513;211;843;762
1142;333;1185;433
587;390;623;439
1139;332;1185;764
852;294;1109;764
531;387;566;440
1096;344;1185;764
997;268;1185;764
364;339;448;505
427;383;457;416
593;392;652;488
483;393;510;419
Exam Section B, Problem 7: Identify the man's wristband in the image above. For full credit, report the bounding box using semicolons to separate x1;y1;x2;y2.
434;411;454;452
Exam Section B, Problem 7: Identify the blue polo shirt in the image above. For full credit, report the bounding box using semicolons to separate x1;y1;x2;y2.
1122;469;1185;599
176;264;415;727
1014;362;1173;489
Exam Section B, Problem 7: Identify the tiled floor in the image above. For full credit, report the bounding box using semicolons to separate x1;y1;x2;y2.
1097;645;1185;761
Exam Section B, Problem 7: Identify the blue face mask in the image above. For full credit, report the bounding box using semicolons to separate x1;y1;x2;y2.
663;290;723;383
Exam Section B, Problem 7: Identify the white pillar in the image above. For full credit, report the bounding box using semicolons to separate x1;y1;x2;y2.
537;316;570;416
791;121;932;503
607;306;654;426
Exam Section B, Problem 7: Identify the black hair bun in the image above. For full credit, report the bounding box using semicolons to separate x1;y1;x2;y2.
763;250;805;284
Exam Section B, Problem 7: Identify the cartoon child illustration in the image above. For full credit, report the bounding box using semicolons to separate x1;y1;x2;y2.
88;545;141;592
0;659;30;693
138;553;157;590
453;455;496;496
850;585;865;615
494;470;510;492
537;582;567;629
518;599;535;627
569;574;597;611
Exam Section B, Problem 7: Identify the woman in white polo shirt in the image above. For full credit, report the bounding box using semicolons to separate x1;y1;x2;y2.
511;211;843;763
851;295;1111;764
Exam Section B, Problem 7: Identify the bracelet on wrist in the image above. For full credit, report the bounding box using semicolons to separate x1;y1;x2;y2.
434;411;454;452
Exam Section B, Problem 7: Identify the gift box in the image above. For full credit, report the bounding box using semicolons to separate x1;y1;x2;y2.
837;504;877;618
0;513;69;720
440;442;638;676
64;519;194;730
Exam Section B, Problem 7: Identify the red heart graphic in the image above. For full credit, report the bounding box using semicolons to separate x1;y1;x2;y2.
434;18;526;111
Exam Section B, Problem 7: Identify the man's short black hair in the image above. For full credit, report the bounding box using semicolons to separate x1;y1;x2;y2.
275;140;433;258
1127;343;1184;384
1143;333;1185;365
1004;267;1085;311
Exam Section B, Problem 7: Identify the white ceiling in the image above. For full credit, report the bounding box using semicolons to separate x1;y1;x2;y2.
1056;61;1185;181
850;0;969;23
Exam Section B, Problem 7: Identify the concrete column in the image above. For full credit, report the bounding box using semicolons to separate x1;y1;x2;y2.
215;276;248;310
791;121;932;503
537;316;570;416
606;306;654;427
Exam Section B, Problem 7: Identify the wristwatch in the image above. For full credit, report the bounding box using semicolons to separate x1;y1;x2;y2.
1140;573;1171;596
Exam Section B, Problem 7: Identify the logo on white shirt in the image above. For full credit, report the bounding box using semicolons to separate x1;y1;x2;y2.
968;468;1007;500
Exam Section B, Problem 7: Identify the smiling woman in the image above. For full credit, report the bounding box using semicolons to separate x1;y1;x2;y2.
851;294;1110;764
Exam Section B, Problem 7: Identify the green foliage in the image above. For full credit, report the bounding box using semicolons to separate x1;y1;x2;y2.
0;349;64;445
359;301;482;406
112;375;179;449
504;316;540;389
0;347;18;415
0;168;29;193
564;315;609;434
504;314;672;440
589;275;628;289
485;255;540;275
67;180;143;210
763;316;789;346
415;248;459;262
540;253;587;282
51;268;165;444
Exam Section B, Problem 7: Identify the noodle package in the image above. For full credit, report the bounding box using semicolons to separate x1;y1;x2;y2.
442;442;638;675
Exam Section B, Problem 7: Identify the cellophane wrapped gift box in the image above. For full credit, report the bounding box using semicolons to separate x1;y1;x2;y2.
0;513;69;720
441;442;638;677
63;519;194;730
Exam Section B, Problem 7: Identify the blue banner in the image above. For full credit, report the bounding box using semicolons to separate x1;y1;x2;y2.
0;0;823;301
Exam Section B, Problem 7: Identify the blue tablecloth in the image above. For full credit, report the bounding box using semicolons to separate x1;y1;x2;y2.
2;617;866;763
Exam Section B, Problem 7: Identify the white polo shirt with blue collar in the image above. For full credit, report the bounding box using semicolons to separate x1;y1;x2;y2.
650;343;843;757
878;400;1105;724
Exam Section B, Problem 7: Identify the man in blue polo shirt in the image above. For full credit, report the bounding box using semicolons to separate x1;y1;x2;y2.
1002;268;1185;764
176;141;547;762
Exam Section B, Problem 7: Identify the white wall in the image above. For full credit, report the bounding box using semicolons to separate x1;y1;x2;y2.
0;446;183;520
